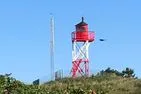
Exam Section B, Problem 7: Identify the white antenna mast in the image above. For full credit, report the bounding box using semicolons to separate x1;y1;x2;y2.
50;14;55;80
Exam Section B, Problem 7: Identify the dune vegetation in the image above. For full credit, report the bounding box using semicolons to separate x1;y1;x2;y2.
0;67;141;94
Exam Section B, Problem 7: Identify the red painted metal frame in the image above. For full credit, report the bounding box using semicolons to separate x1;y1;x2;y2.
71;31;94;78
72;59;89;78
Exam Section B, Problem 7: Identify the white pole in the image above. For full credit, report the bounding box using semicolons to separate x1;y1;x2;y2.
50;15;55;80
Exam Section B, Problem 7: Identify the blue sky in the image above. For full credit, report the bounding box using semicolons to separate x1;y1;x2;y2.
0;0;141;83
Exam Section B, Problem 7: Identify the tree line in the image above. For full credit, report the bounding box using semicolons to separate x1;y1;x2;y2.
97;67;136;78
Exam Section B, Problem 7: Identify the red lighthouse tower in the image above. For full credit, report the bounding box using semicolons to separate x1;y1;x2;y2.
71;17;95;78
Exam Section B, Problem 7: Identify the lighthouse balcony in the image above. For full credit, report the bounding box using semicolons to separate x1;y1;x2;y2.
72;31;94;42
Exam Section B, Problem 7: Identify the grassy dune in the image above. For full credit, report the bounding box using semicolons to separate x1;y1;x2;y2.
0;71;141;94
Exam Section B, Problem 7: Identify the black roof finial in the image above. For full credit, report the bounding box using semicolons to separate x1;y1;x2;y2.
82;17;84;22
75;17;87;26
